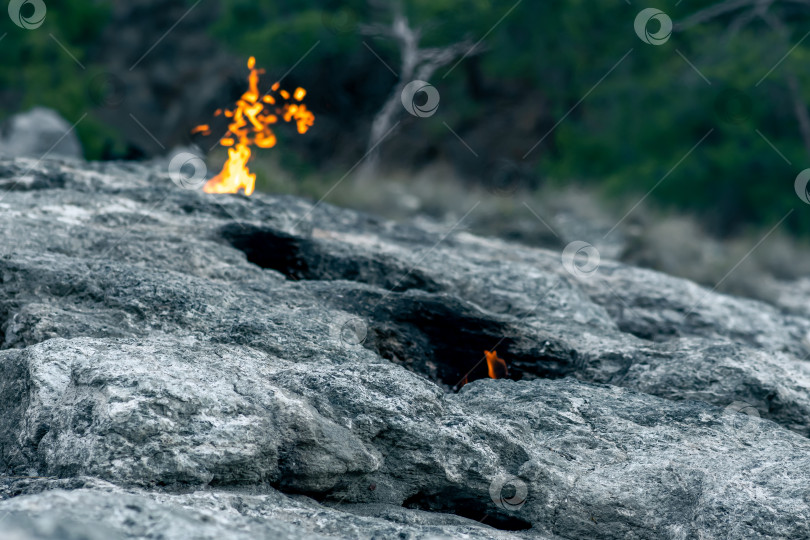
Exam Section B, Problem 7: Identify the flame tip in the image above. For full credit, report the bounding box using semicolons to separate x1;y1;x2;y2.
195;55;314;196
485;350;508;379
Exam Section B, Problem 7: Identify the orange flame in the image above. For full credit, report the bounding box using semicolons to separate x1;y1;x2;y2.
485;350;508;379
194;56;314;195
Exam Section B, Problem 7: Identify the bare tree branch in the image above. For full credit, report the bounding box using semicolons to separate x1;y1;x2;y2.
675;0;762;31
357;8;477;181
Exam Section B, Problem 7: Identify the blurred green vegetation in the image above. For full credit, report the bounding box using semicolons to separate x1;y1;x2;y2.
0;1;126;158
2;0;810;235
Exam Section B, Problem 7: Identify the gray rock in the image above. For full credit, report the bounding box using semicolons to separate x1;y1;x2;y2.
1;156;810;539
0;108;83;160
772;276;810;318
0;479;535;540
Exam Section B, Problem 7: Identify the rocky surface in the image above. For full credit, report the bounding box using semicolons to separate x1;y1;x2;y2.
0;109;83;160
1;156;810;539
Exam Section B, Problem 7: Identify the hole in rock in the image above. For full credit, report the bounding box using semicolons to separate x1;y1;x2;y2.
219;223;440;292
363;294;579;390
220;225;579;389
403;490;533;531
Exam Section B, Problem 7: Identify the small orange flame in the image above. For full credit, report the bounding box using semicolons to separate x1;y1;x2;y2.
191;124;211;135
194;56;315;196
485;350;508;379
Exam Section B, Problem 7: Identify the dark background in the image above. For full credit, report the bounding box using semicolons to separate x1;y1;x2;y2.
2;0;810;294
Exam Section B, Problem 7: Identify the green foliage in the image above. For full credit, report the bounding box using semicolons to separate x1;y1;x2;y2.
3;0;810;233
0;1;115;158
